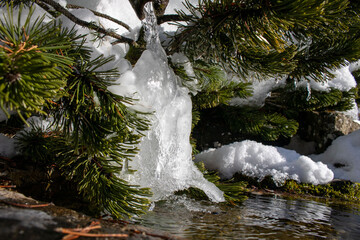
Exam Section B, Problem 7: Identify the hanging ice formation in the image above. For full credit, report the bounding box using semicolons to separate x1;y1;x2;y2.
123;3;224;202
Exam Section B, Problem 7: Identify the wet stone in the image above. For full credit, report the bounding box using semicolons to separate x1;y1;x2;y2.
0;189;182;240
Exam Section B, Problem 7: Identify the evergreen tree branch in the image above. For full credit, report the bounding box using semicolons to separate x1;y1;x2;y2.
168;0;352;79
66;3;131;32
0;4;73;120
34;0;136;46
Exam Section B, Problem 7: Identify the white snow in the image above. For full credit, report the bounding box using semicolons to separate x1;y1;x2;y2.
307;65;357;92
161;0;199;32
349;60;360;72
318;66;359;120
195;130;360;184
195;140;334;185
311;130;360;183
230;76;287;107
230;64;358;110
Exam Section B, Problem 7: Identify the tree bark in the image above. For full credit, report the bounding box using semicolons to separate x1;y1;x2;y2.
128;0;169;20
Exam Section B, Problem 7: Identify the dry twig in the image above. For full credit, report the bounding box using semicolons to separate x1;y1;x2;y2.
0;185;16;188
56;221;129;239
0;200;51;208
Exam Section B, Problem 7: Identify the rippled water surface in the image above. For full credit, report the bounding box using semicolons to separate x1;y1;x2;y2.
135;194;360;239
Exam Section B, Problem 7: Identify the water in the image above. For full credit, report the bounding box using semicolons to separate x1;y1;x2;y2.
135;194;360;239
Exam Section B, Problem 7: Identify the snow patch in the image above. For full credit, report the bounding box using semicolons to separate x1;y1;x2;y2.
195;140;334;185
308;65;357;92
230;77;287;107
312;130;360;183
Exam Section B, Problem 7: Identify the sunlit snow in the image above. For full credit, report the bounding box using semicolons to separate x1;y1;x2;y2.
195;140;334;185
312;130;360;183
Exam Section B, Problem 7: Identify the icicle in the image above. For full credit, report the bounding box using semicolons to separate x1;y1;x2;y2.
123;2;225;202
143;2;166;60
306;81;311;101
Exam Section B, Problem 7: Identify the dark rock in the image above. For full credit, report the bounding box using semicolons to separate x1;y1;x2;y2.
0;189;182;240
296;111;360;153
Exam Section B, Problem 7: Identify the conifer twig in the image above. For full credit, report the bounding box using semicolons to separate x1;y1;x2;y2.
35;0;135;46
66;4;131;31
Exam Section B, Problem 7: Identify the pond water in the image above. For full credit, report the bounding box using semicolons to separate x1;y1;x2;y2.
135;194;360;239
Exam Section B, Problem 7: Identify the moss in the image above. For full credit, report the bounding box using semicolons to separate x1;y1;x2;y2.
175;162;248;204
281;180;360;203
230;173;360;204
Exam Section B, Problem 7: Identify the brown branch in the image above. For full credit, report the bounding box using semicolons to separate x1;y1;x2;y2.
66;4;131;32
33;0;59;18
0;185;16;188
129;0;152;20
0;200;52;208
35;0;136;46
56;228;128;238
61;221;102;240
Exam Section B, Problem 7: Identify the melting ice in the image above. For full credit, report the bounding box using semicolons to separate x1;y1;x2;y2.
121;3;224;202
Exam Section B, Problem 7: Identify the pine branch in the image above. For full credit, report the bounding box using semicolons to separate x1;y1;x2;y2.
0;0;32;7
16;127;152;218
34;0;136;46
168;0;352;79
0;4;73;120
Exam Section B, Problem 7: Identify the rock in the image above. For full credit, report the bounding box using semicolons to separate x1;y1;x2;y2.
0;188;182;240
296;111;360;153
283;135;316;155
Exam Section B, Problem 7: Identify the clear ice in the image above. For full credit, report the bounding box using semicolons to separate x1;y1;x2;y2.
123;3;224;202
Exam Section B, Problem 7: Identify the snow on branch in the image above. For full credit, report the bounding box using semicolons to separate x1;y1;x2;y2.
35;0;136;45
66;3;132;32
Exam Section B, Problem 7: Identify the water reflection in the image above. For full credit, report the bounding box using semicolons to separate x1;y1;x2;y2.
136;194;360;239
